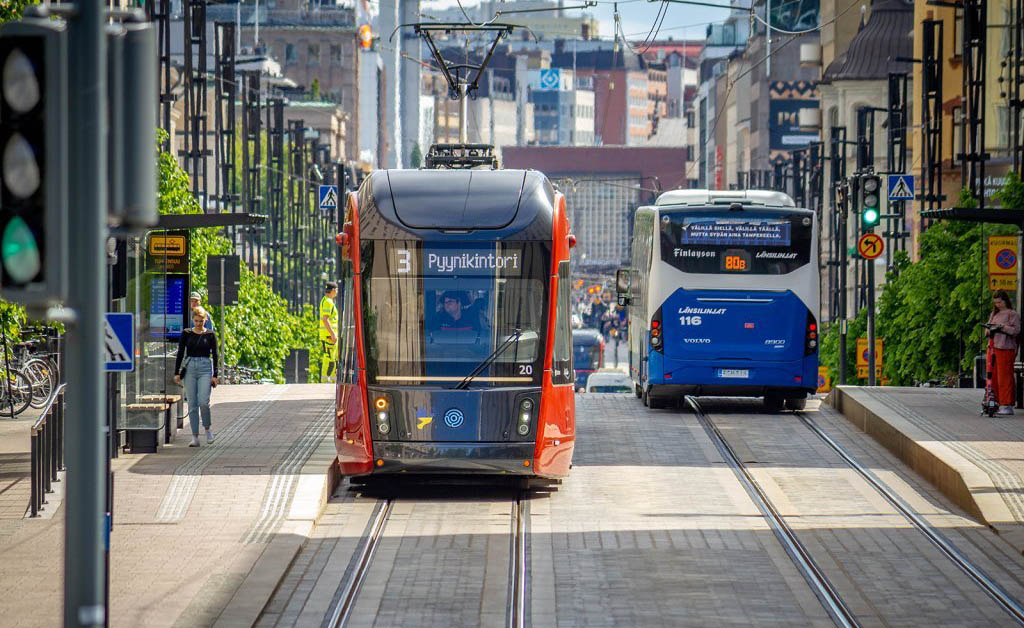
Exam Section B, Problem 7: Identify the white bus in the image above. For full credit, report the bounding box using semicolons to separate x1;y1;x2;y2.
617;189;820;411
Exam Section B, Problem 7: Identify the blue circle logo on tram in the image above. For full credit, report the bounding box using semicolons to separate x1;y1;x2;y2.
444;408;465;428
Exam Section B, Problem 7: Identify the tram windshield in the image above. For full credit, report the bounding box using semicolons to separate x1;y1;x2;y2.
362;240;550;387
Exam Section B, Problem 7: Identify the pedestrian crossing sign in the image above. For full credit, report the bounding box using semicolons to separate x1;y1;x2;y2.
104;313;134;372
887;174;914;201
318;185;338;214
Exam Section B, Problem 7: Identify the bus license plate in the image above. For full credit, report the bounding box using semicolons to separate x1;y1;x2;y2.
718;369;749;379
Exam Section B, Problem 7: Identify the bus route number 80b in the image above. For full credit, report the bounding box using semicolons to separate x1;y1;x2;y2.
721;249;751;272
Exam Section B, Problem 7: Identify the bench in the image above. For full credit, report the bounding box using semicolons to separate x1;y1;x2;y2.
137;394;184;443
123;403;170;453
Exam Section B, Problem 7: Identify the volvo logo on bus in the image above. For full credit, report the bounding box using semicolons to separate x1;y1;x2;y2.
444;408;465;428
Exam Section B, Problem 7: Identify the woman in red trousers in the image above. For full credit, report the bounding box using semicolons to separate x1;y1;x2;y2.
987;290;1021;416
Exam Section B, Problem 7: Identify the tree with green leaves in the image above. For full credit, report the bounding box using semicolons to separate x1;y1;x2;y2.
410;143;423;169
157;130;324;382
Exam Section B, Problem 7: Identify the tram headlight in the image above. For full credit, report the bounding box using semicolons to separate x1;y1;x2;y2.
377;421;390;434
518;398;534;433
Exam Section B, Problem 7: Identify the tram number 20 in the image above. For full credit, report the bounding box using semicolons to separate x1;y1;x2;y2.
679;316;703;326
518;364;533;375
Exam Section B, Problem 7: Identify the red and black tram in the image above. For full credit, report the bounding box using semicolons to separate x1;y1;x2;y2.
333;169;576;478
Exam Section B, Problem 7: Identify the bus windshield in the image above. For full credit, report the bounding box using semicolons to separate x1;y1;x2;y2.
659;210;813;275
362;240;550;387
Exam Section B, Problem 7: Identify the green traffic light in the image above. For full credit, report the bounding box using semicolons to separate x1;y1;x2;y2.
1;216;41;284
863;207;880;226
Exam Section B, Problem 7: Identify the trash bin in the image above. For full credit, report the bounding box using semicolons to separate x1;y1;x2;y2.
973;354;986;389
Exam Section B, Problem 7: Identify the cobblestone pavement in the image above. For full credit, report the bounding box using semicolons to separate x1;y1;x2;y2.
266;392;1024;628
699;397;1024;627
0;384;335;628
258;485;520;628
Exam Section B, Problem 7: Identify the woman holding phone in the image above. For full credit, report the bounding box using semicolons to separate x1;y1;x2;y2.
986;290;1021;416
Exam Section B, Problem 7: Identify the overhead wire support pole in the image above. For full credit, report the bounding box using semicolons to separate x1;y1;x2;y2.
66;0;108;625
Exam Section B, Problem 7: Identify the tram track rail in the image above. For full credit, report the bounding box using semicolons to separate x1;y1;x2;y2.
795;411;1024;625
684;396;861;628
324;489;530;628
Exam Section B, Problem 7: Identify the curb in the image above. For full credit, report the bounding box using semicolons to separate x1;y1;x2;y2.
212;437;342;628
829;386;1024;553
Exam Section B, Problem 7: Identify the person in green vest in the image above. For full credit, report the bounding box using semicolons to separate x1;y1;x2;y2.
319;281;339;383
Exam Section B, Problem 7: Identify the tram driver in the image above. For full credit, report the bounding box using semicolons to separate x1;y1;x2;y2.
436;290;481;333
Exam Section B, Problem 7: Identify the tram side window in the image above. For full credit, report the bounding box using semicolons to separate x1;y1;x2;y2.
338;261;357;384
552;261;572;385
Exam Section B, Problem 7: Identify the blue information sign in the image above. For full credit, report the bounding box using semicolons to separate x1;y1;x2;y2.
104;313;134;372
318;185;338;214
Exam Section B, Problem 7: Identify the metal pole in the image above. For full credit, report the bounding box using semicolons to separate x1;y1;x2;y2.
219;258;225;375
838;186;848;386
766;0;771;76
867;260;876;386
459;84;468;143
66;0;108;624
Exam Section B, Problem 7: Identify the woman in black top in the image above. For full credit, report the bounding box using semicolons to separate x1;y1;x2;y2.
174;306;219;447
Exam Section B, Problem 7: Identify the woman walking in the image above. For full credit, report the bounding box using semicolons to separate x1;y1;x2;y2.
986;290;1021;416
175;306;220;446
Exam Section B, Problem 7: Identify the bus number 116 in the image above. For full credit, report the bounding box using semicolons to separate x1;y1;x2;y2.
680;316;702;326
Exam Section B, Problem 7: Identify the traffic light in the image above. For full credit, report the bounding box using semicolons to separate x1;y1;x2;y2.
0;15;67;304
860;174;881;231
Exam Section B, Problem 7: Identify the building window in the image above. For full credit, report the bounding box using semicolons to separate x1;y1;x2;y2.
954;7;963;58
330;45;342;65
951;106;963;165
997;105;1010;149
308;43;320;66
285;43;297;65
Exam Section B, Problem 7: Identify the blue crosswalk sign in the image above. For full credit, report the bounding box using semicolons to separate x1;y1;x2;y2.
318;185;338;214
104;313;134;372
887;174;914;201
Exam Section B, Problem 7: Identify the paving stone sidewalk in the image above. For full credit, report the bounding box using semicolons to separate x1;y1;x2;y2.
0;383;338;628
832;385;1024;552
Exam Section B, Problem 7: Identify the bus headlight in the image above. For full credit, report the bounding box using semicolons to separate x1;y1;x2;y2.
651;335;662;348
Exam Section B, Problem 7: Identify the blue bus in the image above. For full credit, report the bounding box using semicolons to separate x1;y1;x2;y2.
618;190;820;411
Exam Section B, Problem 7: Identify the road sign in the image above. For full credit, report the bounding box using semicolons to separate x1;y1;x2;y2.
104;313;134;372
887;174;914;200
988;235;1018;275
857;233;884;260
318;185;338;214
817;366;831;394
539;68;560;90
207;255;240;306
991;275;1018;290
856;337;883;369
146;230;190;273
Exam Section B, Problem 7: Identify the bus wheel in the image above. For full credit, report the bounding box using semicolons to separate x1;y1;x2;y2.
763;394;785;413
784;398;807;411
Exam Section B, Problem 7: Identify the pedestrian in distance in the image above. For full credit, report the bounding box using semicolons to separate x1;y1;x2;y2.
320;281;340;383
175;306;219;446
189;291;214;331
985;290;1021;416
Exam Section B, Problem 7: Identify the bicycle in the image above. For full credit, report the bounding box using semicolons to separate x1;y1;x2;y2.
0;367;33;417
12;339;59;409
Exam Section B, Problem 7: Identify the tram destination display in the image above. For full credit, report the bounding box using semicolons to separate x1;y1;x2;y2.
387;243;525;277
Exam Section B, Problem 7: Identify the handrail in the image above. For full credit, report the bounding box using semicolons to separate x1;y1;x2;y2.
29;384;66;517
32;383;66;432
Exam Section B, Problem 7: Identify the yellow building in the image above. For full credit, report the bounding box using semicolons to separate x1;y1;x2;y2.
910;0;1018;253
